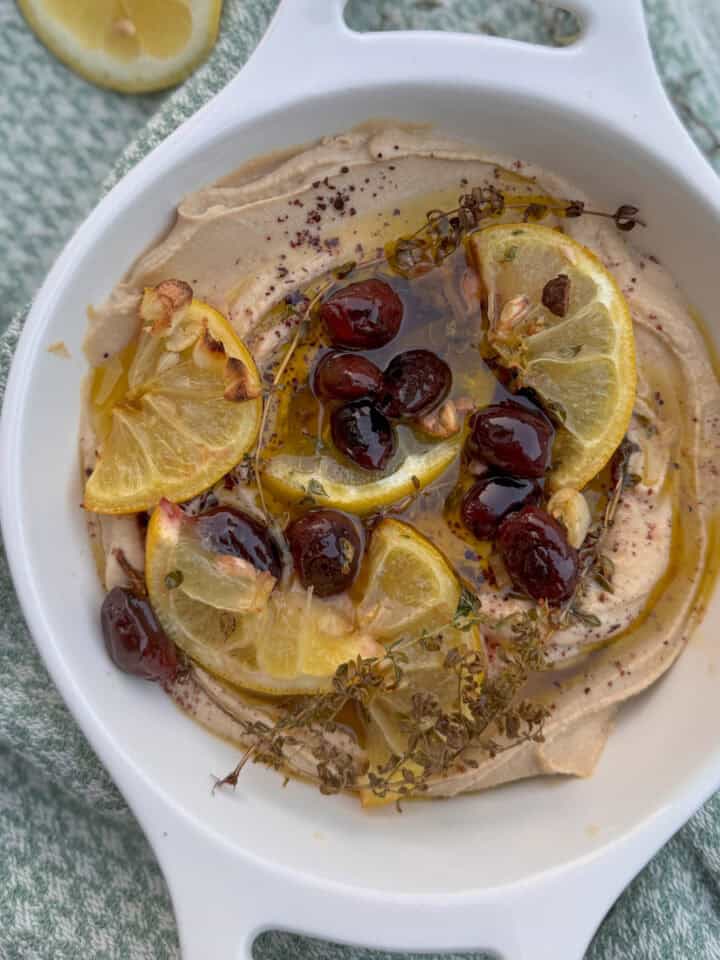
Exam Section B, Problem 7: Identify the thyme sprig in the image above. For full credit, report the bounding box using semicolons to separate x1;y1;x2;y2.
112;548;147;597
388;185;644;277
214;588;553;802
554;435;639;627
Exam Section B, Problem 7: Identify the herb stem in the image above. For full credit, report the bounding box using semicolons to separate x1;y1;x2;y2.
254;281;332;517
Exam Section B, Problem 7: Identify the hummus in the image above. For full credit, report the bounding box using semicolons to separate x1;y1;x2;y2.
83;125;720;798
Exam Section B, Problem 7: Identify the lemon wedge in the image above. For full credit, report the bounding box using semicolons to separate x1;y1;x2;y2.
357;518;461;639
470;223;636;490
84;289;261;514
18;0;221;93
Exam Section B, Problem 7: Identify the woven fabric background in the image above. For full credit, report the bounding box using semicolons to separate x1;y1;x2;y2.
0;1;719;958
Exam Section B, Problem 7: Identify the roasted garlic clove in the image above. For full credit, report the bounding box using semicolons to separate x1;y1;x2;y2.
155;279;192;310
192;323;226;369
139;287;174;334
140;279;196;343
415;399;460;439
497;294;530;336
547;487;591;548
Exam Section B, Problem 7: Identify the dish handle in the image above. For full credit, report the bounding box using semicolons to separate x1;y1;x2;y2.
193;0;715;194
151;822;263;960
147;794;650;960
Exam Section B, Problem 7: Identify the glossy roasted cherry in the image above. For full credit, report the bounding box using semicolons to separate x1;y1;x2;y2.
460;476;541;541
286;509;363;597
319;278;403;350
312;351;383;401
468;401;554;478
331;400;396;471
194;506;282;581
496;505;579;604
101;587;178;681
380;349;452;419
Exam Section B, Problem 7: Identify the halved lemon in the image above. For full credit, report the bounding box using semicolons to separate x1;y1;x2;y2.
84;295;261;514
145;500;381;695
18;0;221;93
470;223;636;490
261;436;461;515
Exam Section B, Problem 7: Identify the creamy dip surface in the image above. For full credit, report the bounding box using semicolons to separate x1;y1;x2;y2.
83;125;720;797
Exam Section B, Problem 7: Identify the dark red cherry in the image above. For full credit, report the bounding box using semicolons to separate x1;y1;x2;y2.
101;587;178;682
312;351;383;401
286;509;363;597
496;505;579;604
468;402;554;478
460;476;542;540
194;507;282;581
319;279;403;350
331;400;396;471
380;349;452;419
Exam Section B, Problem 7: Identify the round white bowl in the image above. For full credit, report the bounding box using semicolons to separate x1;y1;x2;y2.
2;2;719;958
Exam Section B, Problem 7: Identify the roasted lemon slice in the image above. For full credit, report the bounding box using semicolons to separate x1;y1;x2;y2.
145;500;382;696
84;287;261;514
470;223;636;490
18;0;221;93
261;437;460;515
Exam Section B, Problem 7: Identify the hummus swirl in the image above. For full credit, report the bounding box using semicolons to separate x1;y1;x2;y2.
84;125;720;796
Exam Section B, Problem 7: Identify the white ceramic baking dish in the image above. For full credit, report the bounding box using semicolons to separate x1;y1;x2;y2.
2;1;719;957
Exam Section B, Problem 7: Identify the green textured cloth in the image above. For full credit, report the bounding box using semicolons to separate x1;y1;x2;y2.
1;1;719;958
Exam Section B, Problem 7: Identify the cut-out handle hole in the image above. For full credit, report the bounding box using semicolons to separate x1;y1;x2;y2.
344;0;581;48
254;932;500;960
